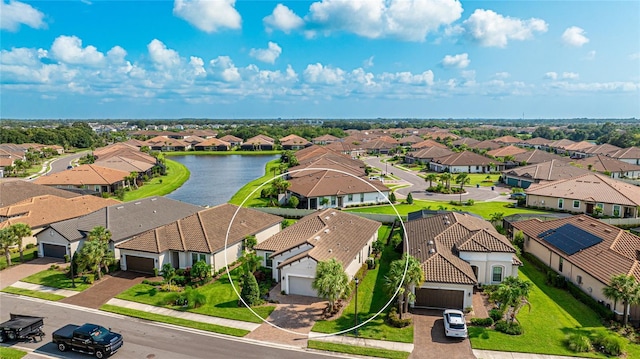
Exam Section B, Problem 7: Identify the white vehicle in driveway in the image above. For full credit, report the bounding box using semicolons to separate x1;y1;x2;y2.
443;309;467;338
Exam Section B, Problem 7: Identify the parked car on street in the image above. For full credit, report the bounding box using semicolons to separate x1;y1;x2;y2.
53;323;123;358
509;192;526;200
443;309;467;338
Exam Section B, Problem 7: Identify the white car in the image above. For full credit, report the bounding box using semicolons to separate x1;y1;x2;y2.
443;309;467;338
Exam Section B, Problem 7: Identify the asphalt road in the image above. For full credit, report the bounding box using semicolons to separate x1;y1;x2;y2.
0;294;339;359
48;151;89;175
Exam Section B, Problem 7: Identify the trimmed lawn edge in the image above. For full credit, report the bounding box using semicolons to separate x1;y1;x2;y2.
100;304;249;337
123;159;190;201
20;269;89;292
0;347;27;359
1;286;65;301
307;340;410;359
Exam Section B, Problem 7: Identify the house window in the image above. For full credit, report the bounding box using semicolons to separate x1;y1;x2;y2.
577;275;583;285
348;194;353;201
559;258;564;272
596;203;604;211
573;200;580;209
613;205;621;217
331;196;336;206
492;266;503;282
191;253;206;265
558;198;564;209
360;193;365;202
265;253;272;267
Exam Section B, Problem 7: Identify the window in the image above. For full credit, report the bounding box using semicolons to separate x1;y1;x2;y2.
191;253;206;265
577;275;583;285
265;253;272;267
596;203;604;211
360;193;365;202
613;205;621;217
331;196;336;206
558;198;564;209
348;194;353;201
573;200;580;208
492;266;503;282
559;258;564;272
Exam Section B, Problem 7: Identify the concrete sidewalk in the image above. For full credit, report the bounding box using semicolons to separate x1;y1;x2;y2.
473;350;580;359
10;281;79;297
309;331;414;353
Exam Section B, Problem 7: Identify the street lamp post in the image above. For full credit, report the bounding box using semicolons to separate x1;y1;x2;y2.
354;278;359;338
68;247;76;288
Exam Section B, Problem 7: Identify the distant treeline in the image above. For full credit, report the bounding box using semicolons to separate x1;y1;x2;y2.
0;122;103;149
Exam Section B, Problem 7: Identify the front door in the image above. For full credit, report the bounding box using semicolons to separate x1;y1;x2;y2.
338;196;344;207
586;203;594;214
172;251;180;269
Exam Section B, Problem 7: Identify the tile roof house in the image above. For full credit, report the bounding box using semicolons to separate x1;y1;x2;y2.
94;156;155;178
607;147;640;166
511;214;640;321
116;203;282;273
525;173;640;218
405;147;455;165
324;139;367;158
512;149;568;165
279;134;312;150
144;136;190;151
410;139;448;151
573;155;640;179
218;135;244;147
429;151;504;173
493;135;522;144
312;134;340;145
0;180;79;207
470;140;503;151
451;137;481;148
254;209;380;297
362;136;401;155
399;135;426;146
34;164;130;194
486;145;528;159
93;143;157;165
241;135;275;151
521;137;553;149
502;160;590;189
406;212;519;310
193;138;231;151
36;196;202;263
573;143;622;158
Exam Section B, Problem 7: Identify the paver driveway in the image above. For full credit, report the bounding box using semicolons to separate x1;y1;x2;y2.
410;309;475;359
0;257;62;290
60;270;147;309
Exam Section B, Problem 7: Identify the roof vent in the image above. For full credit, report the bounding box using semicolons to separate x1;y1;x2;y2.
324;229;330;233
444;221;450;225
428;240;434;245
428;249;435;254
590;223;597;227
153;210;157;213
314;236;321;241
134;202;141;205
604;229;612;233
116;206;124;210
328;249;332;253
577;217;585;221
331;212;336;216
418;248;421;252
151;198;157;201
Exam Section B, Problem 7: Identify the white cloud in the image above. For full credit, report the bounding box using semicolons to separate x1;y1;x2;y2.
562;26;589;47
351;68;376;86
107;46;127;64
210;56;241;82
463;9;548;47
363;56;374;68
544;72;558;80
493;72;510;79
380;70;434;85
629;52;640;60
441;53;470;68
51;35;105;66
562;72;579;80
249;42;282;64
0;0;46;31
0;47;46;66
173;0;241;33
303;63;345;84
147;39;181;69
306;0;463;41
189;56;206;77
263;4;304;33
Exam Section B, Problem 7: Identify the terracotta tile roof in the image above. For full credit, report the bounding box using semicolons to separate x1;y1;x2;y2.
563;141;596;151
295;145;337;162
470;140;502;151
0;195;118;230
218;135;244;143
502;160;590;181
547;139;576;149
325;140;366;153
399;135;425;145
422;131;459;140
608;147;640;160
407;212;516;285
430;151;503;167
408;147;454;160
194;138;231;148
573;155;640;174
512;214;640;284
452;137;480;147
182;136;207;145
0;180;80;207
487;145;528;157
312;134;340;142
288;170;388;197
512;149;568;165
94;156;154;173
181;129;218;138
117;203;282;254
255;214;326;253
523;137;553;146
34;164;129;186
581;143;622;155
244;135;275;145
493;136;522;144
411;139;448;150
279;134;311;146
144;136;188;147
525;173;640;206
93;144;156;165
121;139;147;148
288;158;364;178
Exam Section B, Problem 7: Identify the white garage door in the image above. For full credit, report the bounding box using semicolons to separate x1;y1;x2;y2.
288;276;316;297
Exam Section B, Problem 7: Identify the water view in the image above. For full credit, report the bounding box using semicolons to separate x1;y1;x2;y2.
166;155;279;207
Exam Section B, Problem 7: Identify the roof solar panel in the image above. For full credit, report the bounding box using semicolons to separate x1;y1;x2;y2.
538;223;603;255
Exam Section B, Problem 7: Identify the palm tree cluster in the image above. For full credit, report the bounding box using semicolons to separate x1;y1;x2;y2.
490;276;532;324
0;223;33;266
312;258;351;314
602;274;640;326
383;254;424;319
75;226;115;281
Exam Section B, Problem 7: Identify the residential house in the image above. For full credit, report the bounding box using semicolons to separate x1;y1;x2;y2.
116;203;282;273
255;209;380;297
399;135;425;147
607;147;640;166
405;147;454;165
407;212;519;310
0;180;79;207
94;156;154;180
525;173;640;218
241;135;275;151
493;135;522;144
218;135;244;147
36;196;201;262
470;140;502;152
182;136;207;147
429;151;504;173
193;138;231;151
573;155;640;179
451;137;480;149
363;136;401;155
325;139;367;158
145;136;190;151
280;134;312;150
572;143;622;159
501;160;589;189
511;214;640;322
512;149;568;165
487;145;527;159
521;137;553;149
34;164;130;194
410;139;448;151
312;134;340;145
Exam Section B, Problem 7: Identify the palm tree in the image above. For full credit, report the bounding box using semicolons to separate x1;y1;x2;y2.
384;254;425;317
490;212;505;226
455;173;470;203
78;226;114;279
312;258;351;313
603;274;640;326
0;228;17;266
425;173;438;188
490;276;532;324
440;172;452;191
10;223;32;263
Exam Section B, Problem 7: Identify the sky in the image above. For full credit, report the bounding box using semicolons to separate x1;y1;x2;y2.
1;0;639;120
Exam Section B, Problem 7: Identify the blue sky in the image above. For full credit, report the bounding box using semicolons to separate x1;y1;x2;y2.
1;0;638;119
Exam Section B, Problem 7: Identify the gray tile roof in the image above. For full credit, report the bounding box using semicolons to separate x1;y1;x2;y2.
0;180;80;207
503;160;589;181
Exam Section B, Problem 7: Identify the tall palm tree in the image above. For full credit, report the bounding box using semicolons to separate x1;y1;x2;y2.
425;173;438;188
0;228;17;266
490;276;532;324
11;223;32;263
439;172;453;191
455;173;470;203
603;274;640;326
384;254;425;318
312;258;351;313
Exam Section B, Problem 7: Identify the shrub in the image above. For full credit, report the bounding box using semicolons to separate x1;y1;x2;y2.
489;308;503;322
173;275;187;286
406;193;413;204
25;243;35;249
591;330;626;356
240;271;261;306
142;279;164;286
465;199;475;206
63;254;70;263
387;307;412;328
494;320;523;335
470;317;494;327
567;333;592;353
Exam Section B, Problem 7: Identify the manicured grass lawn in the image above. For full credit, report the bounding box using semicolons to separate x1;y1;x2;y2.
308;340;410;359
0;247;38;270
123;159;190;201
469;257;640;358
21;269;90;292
0;347;27;359
116;267;275;323
165;150;282;156
312;239;413;343
228;159;281;207
1;286;66;301
346;200;548;220
100;304;249;337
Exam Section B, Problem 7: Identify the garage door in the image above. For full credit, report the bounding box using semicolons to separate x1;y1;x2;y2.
414;288;464;309
42;243;66;258
125;255;155;274
288;276;316;297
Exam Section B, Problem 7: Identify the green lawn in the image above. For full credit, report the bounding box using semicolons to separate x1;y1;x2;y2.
21;269;90;291
100;304;249;337
469;257;640;358
116;267;275;323
165;150;282;156
312;239;413;343
346;200;548;220
1;286;66;301
228;159;281;207
0;247;38;270
417;172;500;187
123;159;190;201
308;340;410;359
0;347;27;359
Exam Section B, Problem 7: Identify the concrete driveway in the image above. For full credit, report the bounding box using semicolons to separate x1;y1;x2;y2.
410;309;475;359
0;257;63;289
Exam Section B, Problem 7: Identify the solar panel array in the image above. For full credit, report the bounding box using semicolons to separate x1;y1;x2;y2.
538;223;603;255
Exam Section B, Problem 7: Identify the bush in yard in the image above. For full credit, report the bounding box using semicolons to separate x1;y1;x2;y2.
190;260;211;285
567;333;592;353
470;317;493;327
591;330;626;356
172;275;187;286
489;308;503;322
406;192;413;204
26;243;35;249
386;307;412;328
494;320;523;335
240;271;262;306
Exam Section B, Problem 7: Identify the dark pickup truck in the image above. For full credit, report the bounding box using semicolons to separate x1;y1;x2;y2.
52;323;123;358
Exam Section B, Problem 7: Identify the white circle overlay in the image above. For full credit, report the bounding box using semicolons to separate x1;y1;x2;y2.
224;166;410;337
